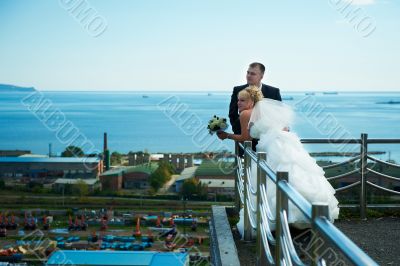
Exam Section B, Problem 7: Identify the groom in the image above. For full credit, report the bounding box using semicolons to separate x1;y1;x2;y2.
228;62;282;154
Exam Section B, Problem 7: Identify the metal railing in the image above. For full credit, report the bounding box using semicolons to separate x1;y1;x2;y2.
235;140;379;265
301;133;400;219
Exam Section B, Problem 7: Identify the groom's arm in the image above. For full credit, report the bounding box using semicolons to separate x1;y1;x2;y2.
229;87;240;133
262;84;282;102
276;88;282;101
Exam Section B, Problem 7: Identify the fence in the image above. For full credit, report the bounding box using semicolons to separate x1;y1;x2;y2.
235;138;381;265
301;133;400;219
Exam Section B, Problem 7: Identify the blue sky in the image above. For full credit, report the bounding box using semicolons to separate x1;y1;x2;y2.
0;0;399;91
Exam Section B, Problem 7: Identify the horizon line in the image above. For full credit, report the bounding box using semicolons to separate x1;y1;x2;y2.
35;89;400;93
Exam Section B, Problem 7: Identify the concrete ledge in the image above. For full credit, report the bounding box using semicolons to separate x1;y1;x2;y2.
209;206;240;266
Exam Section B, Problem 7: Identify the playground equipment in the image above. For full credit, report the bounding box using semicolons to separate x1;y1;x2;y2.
191;220;197;231
0;228;6;237
133;217;141;237
156;216;162;228
43;216;49;230
88;231;98;243
0;213;17;230
68;215;88;231
100;215;108;231
24;212;37;230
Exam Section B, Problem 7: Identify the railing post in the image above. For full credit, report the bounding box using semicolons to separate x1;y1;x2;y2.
360;133;368;220
234;142;241;213
256;152;267;266
311;203;330;266
275;171;289;265
243;141;252;241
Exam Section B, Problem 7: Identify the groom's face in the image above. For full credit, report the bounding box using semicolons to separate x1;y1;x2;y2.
246;66;263;86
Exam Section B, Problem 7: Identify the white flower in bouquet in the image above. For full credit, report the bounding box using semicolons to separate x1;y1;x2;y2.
207;115;228;134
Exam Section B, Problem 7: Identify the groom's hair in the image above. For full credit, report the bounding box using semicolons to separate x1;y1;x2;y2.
249;62;265;74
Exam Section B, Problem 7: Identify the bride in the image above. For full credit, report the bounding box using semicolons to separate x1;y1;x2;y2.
217;86;339;238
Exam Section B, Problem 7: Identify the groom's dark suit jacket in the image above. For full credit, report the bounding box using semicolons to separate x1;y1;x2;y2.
229;84;282;155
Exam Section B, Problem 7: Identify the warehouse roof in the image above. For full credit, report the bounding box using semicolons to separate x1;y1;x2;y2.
54;178;98;185
176;166;198;182
46;250;188;265
199;178;235;188
101;163;158;176
0;157;100;163
195;159;235;177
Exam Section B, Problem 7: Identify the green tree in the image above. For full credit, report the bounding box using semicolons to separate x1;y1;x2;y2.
196;181;207;198
27;181;43;190
181;178;207;198
111;151;122;166
62;184;74;195
181;179;198;198
149;162;174;192
74;180;89;197
61;146;84;157
0;179;5;189
157;161;175;176
149;171;164;192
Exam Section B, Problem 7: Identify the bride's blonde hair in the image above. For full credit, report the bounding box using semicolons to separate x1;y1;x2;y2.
238;85;263;104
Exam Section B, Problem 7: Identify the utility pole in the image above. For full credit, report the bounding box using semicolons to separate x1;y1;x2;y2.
62;185;65;207
182;196;187;236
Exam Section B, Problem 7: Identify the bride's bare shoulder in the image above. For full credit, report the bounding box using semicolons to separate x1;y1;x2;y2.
239;110;252;119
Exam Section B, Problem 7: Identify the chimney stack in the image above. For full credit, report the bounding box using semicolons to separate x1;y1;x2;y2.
104;132;108;154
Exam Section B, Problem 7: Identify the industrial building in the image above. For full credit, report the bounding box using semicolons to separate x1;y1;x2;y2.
0;157;102;181
100;163;158;191
53;178;100;193
0;150;31;157
194;159;236;198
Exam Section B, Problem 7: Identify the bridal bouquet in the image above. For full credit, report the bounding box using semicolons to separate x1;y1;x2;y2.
207;115;228;134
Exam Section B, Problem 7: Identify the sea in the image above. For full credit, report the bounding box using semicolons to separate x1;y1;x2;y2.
1;90;399;162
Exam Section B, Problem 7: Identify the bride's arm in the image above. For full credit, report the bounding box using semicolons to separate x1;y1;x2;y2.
217;110;252;142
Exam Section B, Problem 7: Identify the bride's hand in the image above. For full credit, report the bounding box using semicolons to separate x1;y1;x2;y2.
217;131;229;140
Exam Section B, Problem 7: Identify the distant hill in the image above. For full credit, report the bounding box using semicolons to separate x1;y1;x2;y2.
0;84;36;92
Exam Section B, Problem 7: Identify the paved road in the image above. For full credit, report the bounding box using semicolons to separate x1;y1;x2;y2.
336;217;400;265
159;174;179;193
235;217;400;265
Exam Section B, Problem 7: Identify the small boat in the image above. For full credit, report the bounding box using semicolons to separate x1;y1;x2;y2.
207;93;212;96
282;96;294;101
323;92;338;95
142;95;149;98
376;100;400;104
305;92;315;95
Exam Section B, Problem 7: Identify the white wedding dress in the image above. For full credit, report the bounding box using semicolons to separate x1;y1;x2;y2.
237;99;339;238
